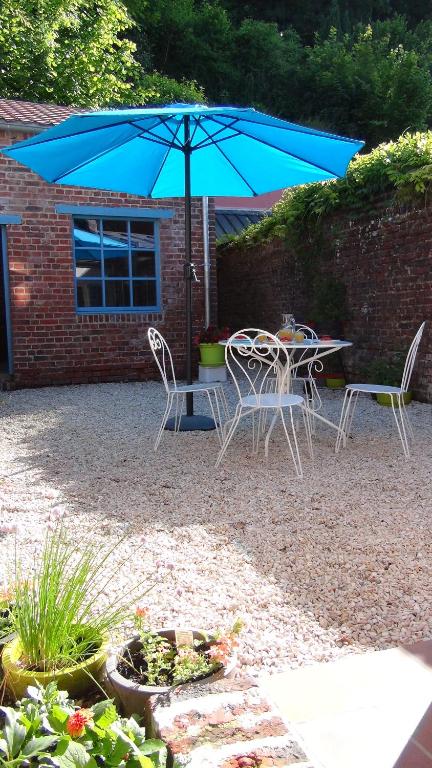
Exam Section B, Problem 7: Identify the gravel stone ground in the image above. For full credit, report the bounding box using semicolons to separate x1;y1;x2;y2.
0;381;431;677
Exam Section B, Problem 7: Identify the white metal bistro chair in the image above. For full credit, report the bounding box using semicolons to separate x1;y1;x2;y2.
288;324;323;429
148;327;228;451
215;329;313;477
335;322;425;458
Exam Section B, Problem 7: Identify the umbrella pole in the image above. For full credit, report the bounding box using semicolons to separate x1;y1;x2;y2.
184;116;193;415
165;114;216;433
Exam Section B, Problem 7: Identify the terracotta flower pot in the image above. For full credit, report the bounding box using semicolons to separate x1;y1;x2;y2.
106;628;237;721
2;632;109;699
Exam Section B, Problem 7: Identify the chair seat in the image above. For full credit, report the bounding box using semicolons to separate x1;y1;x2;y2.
241;393;304;409
171;382;222;393
346;383;403;395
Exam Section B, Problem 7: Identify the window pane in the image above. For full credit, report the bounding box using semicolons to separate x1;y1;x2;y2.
133;280;156;307
102;219;128;248
106;280;131;307
132;251;156;277
74;219;100;248
104;249;129;277
75;248;102;278
77;280;102;308
130;220;155;249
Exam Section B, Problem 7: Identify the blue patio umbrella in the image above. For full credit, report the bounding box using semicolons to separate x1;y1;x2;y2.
1;104;364;429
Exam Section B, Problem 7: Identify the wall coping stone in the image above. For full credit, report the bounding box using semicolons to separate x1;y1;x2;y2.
149;675;315;768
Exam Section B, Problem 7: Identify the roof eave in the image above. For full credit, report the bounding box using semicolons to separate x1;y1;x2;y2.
0;120;48;133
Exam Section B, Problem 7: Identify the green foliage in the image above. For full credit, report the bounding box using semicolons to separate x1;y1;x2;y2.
134;73;204;107
12;521;153;672
0;0;138;107
230;131;432;250
364;354;405;385
0;681;166;767
0;596;13;642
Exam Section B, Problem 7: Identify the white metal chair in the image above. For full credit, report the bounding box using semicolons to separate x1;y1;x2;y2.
335;322;425;458
215;329;313;477
148;327;228;451
289;324;323;429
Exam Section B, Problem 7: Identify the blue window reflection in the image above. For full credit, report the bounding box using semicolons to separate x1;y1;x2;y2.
73;217;160;312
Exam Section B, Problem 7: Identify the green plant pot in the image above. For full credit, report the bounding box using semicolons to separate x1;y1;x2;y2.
2;632;109;699
199;343;225;366
376;391;412;407
325;377;346;389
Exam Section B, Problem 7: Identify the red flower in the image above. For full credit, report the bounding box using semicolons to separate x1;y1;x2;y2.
135;605;148;619
66;709;93;738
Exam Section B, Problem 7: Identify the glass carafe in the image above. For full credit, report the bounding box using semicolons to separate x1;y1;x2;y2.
279;313;295;341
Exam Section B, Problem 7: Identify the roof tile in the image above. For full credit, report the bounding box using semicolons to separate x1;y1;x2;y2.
0;98;81;127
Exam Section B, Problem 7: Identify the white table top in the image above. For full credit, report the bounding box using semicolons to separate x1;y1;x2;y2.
220;338;352;350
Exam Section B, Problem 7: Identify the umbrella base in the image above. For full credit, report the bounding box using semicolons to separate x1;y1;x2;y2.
165;415;216;432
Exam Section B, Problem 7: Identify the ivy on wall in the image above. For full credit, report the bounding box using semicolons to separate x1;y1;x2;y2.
226;131;432;251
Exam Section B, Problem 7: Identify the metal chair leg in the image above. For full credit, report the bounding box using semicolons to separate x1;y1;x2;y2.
154;392;174;451
392;394;410;458
279;407;303;478
215;405;243;467
335;389;351;453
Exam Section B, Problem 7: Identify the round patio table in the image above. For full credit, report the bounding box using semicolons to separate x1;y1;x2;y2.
220;338;353;436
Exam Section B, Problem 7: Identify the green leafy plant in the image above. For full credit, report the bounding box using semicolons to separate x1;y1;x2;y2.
364;354;405;386
0;681;166;767
0;589;14;643
117;609;242;688
11;521;154;672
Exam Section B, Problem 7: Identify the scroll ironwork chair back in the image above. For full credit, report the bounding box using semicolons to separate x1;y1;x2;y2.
148;327;177;393
225;329;291;404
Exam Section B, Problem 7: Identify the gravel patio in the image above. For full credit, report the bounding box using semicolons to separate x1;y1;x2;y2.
0;381;431;677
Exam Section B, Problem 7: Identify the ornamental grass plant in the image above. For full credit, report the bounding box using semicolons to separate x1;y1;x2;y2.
11;521;153;673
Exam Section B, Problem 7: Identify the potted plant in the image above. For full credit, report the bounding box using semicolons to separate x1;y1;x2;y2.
365;354;411;407
195;326;230;366
0;681;166;767
2;521;152;699
107;609;242;719
0;588;16;653
325;372;346;389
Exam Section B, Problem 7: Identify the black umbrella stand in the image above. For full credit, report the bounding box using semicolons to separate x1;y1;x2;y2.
165;115;216;432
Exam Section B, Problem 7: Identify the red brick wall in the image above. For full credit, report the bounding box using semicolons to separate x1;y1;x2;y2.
218;203;432;402
0;128;216;387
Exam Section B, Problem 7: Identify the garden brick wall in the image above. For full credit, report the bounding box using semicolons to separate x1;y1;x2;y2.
0;127;217;388
218;202;432;402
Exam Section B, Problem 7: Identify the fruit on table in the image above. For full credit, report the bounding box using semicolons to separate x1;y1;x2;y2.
278;329;294;341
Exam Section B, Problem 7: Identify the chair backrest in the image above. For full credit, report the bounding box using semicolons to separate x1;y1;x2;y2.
225;328;291;403
401;322;426;392
148;327;176;392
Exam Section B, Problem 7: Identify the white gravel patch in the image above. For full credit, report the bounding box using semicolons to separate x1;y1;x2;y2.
0;381;431;677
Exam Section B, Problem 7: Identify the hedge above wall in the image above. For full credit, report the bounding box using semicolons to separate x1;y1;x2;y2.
223;131;432;250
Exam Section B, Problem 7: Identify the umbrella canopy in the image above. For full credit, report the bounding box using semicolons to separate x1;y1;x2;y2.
1;104;363;197
1;104;364;427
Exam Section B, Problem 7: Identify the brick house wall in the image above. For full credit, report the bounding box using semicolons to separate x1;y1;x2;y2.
0;126;217;388
218;202;432;402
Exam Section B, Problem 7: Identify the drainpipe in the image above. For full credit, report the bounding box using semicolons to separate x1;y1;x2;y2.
202;196;211;328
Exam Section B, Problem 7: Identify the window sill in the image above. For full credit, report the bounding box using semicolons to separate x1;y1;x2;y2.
77;307;161;315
